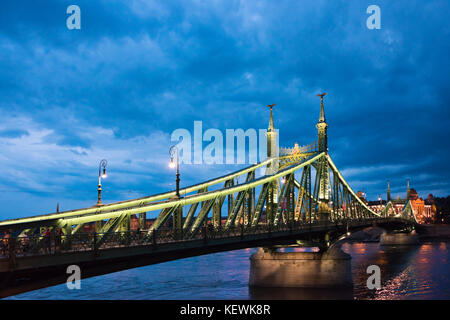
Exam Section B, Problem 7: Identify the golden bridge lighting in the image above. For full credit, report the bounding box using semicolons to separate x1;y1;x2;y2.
169;145;181;197
96;159;108;206
169;158;176;169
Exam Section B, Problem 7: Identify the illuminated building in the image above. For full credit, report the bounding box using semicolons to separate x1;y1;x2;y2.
366;181;436;224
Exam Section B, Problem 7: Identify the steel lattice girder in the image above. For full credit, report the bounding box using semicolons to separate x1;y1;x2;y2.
0;159;273;231
55;153;324;228
0;151;418;236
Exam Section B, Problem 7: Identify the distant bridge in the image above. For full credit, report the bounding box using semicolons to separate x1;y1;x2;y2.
0;95;417;298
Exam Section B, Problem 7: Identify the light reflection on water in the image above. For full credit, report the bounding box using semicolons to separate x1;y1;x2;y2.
6;242;450;300
344;242;450;300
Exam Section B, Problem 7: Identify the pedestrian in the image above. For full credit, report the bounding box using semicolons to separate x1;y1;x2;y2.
55;228;63;252
21;232;30;255
2;230;10;256
8;229;16;263
43;228;52;254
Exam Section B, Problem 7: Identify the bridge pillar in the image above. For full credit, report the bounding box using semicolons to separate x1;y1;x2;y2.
212;199;221;228
95;220;103;233
380;231;419;246
139;212;146;230
172;206;183;239
249;246;352;288
318;202;330;222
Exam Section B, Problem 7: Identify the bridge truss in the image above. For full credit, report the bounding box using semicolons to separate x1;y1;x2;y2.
0;150;417;246
0;96;420;298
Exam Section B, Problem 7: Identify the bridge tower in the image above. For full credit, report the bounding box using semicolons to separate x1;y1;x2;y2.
266;104;278;168
316;93;328;153
316;94;330;219
266;104;278;224
387;180;391;202
406;179;410;201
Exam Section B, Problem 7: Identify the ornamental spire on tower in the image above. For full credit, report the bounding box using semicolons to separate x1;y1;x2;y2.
387;180;391;202
267;104;275;132
317;92;327;123
265;103;279;223
316;93;328;153
265;104;278;173
406;179;410;201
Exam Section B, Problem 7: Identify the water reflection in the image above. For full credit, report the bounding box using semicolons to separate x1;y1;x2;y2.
343;242;450;300
7;242;450;300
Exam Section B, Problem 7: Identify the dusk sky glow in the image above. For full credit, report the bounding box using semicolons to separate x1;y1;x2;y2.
0;0;449;220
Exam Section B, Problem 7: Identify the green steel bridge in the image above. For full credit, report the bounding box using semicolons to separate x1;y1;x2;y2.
0;95;417;298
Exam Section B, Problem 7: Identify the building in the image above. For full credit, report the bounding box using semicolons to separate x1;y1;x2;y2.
365;181;436;224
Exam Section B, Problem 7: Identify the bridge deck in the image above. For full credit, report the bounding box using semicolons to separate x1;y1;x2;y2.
0;217;411;298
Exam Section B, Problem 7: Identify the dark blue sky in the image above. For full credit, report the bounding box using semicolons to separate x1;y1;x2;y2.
0;0;449;219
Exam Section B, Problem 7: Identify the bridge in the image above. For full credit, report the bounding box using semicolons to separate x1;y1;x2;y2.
0;94;418;298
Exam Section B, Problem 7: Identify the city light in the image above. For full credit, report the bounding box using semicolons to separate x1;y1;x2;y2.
169;145;180;197
96;159;108;206
101;167;108;179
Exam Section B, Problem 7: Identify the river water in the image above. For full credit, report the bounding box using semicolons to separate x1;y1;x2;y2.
6;241;450;300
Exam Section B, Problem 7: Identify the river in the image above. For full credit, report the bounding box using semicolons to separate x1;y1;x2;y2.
6;241;450;300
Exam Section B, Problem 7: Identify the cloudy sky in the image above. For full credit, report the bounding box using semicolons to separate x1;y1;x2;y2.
0;0;449;220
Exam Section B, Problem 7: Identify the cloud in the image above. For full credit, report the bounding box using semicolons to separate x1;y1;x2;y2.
0;0;449;219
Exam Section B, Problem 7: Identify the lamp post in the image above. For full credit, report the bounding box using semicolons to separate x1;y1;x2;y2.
96;159;108;206
169;146;180;198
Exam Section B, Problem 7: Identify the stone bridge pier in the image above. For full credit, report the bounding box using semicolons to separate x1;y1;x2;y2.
249;245;352;288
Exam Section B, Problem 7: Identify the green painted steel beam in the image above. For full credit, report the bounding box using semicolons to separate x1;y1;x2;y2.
225;190;246;228
183;202;199;231
60;153;326;227
251;183;268;226
0;159;272;229
326;155;380;217
148;206;179;234
188;199;215;236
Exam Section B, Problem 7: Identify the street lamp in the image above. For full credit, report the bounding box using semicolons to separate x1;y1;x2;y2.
96;159;107;206
169;146;180;198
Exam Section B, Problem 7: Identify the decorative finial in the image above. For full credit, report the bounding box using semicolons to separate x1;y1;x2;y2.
317;93;327;123
267;104;276;111
267;104;276;132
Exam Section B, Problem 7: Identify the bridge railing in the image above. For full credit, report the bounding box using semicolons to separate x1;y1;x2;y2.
0;217;403;262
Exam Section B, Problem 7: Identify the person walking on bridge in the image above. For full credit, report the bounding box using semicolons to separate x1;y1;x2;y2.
20;232;30;255
43;228;52;254
2;230;10;257
55;228;63;253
